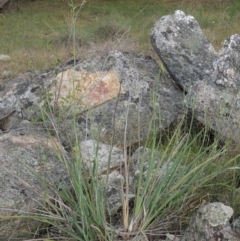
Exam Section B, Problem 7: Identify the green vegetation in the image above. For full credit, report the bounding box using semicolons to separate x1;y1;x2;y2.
1;0;240;240
30;97;240;240
0;0;239;76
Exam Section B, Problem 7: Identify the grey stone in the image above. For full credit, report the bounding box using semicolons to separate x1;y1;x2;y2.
80;140;135;215
102;170;135;215
151;10;240;143
0;58;85;122
151;10;217;90
0;52;184;149
129;146;186;192
73;51;184;148
129;146;161;189
0;123;67;239
0;70;49;121
80;139;124;174
181;202;236;241
233;216;240;237
0;54;10;61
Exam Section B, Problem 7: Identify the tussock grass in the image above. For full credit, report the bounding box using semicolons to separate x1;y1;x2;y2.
14;70;240;240
22;105;240;241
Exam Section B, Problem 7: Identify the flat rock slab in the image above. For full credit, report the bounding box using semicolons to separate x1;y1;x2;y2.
151;10;240;143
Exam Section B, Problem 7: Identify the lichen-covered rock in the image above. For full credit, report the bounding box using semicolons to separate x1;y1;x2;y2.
181;202;237;241
102;170;135;215
0;121;67;240
49;69;125;112
129;147;161;188
129;146;186;192
0;59;84;122
80;139;124;174
213;35;240;89
5;52;183;149
80;139;135;215
72;51;184;148
233;216;240;237
151;10;240;143
0;52;183;149
151;10;217;90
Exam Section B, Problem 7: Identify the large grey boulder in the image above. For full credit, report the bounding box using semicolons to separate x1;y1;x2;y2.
181;202;238;241
0;120;67;240
0;52;184;238
56;52;184;148
0;52;184;149
151;10;218;90
151;10;240;143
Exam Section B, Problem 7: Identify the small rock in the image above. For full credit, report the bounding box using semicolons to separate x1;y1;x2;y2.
102;170;135;215
233;217;240;237
79;139;125;174
0;54;11;62
166;233;180;241
181;202;236;241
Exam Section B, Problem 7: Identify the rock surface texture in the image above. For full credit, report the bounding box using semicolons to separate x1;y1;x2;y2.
0;52;184;149
181;202;239;241
0;120;67;239
151;10;240;143
53;52;184;148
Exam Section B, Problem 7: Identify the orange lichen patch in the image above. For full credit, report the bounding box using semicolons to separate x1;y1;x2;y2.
50;69;124;111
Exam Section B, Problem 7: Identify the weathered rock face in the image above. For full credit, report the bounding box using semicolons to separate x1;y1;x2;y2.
80;139;125;175
0;59;81;124
0;120;67;239
181;202;238;241
151;10;218;90
151;10;240;143
0;51;184;149
65;52;184;148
